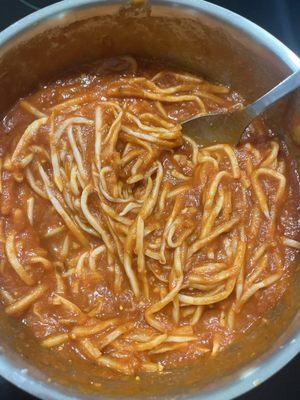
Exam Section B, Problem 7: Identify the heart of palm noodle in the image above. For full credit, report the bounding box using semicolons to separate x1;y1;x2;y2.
0;57;299;377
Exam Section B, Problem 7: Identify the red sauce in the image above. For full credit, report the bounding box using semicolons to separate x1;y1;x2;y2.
0;57;299;378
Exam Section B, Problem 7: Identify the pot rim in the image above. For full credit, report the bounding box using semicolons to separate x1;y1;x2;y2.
0;1;299;400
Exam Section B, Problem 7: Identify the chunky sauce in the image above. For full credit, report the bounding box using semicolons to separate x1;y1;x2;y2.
0;57;299;378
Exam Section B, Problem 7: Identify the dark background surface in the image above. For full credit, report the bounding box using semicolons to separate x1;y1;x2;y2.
0;0;299;399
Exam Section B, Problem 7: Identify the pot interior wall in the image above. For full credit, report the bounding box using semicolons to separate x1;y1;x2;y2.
0;2;295;113
0;3;299;399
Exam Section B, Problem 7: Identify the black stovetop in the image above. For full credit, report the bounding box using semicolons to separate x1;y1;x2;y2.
0;1;299;399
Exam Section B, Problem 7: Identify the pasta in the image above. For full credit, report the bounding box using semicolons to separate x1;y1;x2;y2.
0;57;299;377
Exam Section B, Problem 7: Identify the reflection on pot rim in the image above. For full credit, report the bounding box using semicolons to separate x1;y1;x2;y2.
0;1;299;400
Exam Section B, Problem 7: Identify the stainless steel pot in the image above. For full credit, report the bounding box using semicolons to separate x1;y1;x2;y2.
0;1;299;399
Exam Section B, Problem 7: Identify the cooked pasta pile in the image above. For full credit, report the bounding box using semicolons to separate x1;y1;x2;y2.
0;57;299;376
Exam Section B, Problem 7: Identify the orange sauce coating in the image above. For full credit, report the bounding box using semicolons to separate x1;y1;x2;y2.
0;57;299;377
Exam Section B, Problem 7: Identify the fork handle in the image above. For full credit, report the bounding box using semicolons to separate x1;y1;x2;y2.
247;69;300;118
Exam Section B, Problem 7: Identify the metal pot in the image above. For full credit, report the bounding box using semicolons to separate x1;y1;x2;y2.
0;1;299;399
